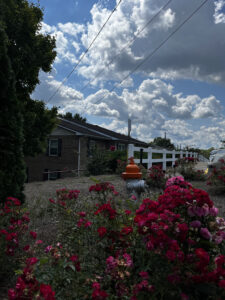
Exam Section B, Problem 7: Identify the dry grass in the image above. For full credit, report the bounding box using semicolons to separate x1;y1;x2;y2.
24;174;127;243
24;163;225;243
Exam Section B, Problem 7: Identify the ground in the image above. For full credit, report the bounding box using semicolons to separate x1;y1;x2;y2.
24;161;225;223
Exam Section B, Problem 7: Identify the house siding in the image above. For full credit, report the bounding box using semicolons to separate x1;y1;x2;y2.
25;135;79;182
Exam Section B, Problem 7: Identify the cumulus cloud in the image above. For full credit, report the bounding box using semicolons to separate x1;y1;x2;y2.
32;72;83;107
214;0;225;23
58;22;85;36
75;78;222;130
33;1;225;149
39;1;225;85
61;0;225;86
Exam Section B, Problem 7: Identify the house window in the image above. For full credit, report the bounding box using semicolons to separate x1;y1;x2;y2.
47;138;62;157
49;139;59;156
117;143;126;151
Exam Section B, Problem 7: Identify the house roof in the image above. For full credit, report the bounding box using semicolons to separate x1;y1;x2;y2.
57;118;148;146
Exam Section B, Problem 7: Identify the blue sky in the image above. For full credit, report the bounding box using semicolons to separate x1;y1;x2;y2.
31;0;225;149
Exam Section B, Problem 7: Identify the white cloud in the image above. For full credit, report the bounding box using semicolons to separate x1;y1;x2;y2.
58;22;85;36
214;0;225;23
33;1;225;149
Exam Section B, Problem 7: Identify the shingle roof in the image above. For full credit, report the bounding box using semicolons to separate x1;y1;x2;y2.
57;118;148;146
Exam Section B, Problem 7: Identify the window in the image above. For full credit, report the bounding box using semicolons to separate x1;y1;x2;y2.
117;143;126;151
47;139;62;157
49;139;58;156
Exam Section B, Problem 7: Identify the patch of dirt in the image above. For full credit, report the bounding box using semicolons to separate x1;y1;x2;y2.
24;174;126;203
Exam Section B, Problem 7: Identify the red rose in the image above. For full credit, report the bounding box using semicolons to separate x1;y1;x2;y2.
97;227;107;237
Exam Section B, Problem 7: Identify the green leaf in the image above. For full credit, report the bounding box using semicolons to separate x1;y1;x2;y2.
14;269;23;275
39;257;49;265
69;264;76;272
90;177;100;183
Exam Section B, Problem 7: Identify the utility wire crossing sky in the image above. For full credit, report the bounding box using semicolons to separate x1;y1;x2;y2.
32;0;225;149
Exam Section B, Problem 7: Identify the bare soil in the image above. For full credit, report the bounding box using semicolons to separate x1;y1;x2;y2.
24;164;225;219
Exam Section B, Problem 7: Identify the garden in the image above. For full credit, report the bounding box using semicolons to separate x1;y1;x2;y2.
1;157;225;300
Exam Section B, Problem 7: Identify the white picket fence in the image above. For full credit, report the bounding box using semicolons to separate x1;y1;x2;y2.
128;144;198;171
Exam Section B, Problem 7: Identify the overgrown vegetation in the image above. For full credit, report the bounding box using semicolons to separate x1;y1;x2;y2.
0;0;57;204
87;149;127;176
176;157;206;181
2;177;225;299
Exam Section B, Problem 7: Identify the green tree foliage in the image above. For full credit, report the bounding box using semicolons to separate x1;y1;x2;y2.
23;100;58;156
149;137;175;150
0;0;57;203
59;112;87;123
0;26;26;203
199;147;215;159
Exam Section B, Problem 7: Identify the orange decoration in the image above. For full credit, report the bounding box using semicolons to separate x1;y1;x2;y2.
122;157;142;180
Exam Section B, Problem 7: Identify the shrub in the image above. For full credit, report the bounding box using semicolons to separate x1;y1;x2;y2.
4;179;225;299
87;149;110;175
107;150;127;173
87;149;127;175
176;157;206;181
145;165;166;189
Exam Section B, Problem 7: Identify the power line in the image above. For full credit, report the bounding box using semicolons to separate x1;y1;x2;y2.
90;0;209;107
46;0;123;104
80;0;173;93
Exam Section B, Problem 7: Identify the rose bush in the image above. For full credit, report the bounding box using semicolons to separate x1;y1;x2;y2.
145;165;166;189
3;178;225;299
176;157;206;181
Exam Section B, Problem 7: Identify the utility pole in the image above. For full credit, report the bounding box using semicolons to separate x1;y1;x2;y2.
128;119;131;137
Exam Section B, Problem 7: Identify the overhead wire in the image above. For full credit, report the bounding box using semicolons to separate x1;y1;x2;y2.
88;0;209;108
80;0;173;93
46;0;123;104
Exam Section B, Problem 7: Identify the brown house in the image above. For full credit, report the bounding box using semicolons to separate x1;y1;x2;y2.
25;118;147;182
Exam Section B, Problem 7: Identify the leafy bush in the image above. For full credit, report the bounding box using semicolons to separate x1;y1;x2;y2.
176;157;206;181
107;150;127;173
145;165;166;189
87;149;110;175
87;149;127;175
115;159;127;175
3;178;225;299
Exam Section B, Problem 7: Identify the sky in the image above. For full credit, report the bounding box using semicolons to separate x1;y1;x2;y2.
30;0;225;149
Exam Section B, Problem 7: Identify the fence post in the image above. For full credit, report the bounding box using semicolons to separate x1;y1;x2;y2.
163;149;166;171
172;150;176;167
128;144;134;159
180;150;183;159
148;147;152;169
140;148;143;165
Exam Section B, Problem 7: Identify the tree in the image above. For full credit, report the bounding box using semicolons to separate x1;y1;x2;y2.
59;112;87;123
0;0;57;203
0;26;26;203
149;137;175;150
23;99;58;156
